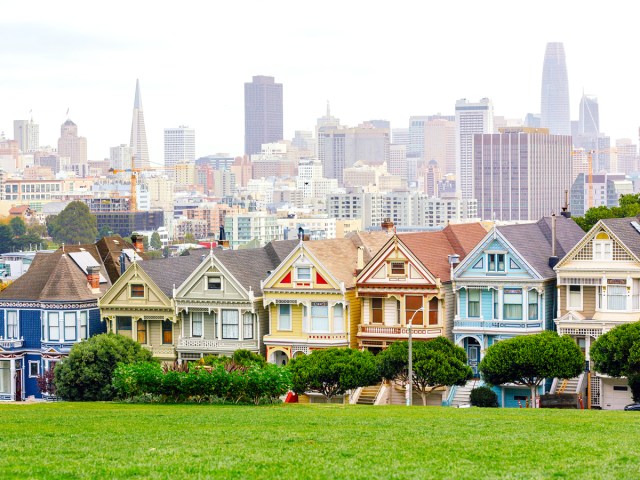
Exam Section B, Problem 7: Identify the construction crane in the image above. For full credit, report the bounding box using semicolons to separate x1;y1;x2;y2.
109;156;174;212
571;147;618;210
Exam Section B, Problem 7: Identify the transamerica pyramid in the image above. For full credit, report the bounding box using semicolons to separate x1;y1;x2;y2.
129;79;150;168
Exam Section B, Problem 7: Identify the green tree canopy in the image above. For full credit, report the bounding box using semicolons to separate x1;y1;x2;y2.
184;233;196;244
378;337;472;406
0;224;13;253
150;231;162;250
54;333;155;401
574;193;640;232
289;348;380;400
479;331;584;407
591;322;640;402
47;201;98;245
9;217;26;236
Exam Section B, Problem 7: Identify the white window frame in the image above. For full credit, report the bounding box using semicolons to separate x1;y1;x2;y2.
593;240;613;261
28;361;40;378
467;290;481;318
205;275;223;291
310;304;329;333
295;267;312;281
567;285;583;311
48;312;60;341
278;304;292;331
191;312;204;337
64;312;77;341
6;310;18;339
242;312;254;340
221;310;239;340
79;311;88;339
333;304;344;333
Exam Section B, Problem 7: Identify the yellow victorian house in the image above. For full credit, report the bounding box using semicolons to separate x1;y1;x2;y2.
99;255;202;362
262;232;389;364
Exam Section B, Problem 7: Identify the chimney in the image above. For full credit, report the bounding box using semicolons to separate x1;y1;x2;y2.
560;189;571;218
549;213;559;268
219;226;226;241
132;234;144;253
119;251;126;275
357;246;364;270
381;217;394;235
87;265;101;291
298;226;304;241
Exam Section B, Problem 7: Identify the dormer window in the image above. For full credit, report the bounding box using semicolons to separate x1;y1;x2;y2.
488;253;505;272
131;284;145;298
207;275;222;290
593;232;613;260
296;267;311;281
390;261;406;276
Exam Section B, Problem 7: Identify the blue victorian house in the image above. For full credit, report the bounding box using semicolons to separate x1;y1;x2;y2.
451;215;584;407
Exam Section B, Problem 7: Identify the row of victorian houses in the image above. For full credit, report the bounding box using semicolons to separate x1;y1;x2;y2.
1;214;639;408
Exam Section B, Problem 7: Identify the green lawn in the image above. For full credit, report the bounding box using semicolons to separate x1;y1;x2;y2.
1;403;639;479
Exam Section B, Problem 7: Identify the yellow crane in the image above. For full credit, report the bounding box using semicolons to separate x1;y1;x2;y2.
109;156;174;212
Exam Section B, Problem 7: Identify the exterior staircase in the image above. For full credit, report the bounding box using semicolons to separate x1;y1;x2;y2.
551;373;585;394
357;384;382;405
450;380;479;407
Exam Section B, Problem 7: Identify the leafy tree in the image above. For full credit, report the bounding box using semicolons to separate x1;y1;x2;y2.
0;224;14;253
591;322;640;402
9;217;26;236
574;194;640;232
289;348;380;401
479;331;583;407
378;337;473;406
98;225;113;239
184;233;196;244
47;201;98;245
150;231;162;250
12;232;46;251
27;221;48;238
54;333;155;401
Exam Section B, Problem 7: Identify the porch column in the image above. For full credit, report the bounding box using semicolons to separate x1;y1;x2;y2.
498;287;504;320
217;308;222;339
238;308;243;341
10;359;16;401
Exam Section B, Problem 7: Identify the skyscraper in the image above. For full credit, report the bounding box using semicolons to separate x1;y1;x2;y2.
455;98;493;199
164;126;195;168
13;118;39;152
244;75;283;156
130;79;150;168
540;42;571;135
57;119;87;174
579;94;599;136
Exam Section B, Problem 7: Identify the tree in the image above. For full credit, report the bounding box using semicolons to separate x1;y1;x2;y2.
378;337;473;406
12;232;46;251
289;348;380;401
150;231;162;250
0;224;13;253
98;225;113;239
54;333;155;401
47;201;98;245
9;217;26;236
574;194;640;232
591;322;640;402
479;331;583;407
184;233;196;244
27;221;48;238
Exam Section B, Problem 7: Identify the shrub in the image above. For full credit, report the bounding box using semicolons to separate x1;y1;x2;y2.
54;333;155;401
113;362;163;399
470;386;499;408
36;367;57;397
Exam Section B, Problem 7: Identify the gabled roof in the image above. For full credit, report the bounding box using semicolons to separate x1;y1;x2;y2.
138;255;203;297
0;246;111;302
346;231;394;264
599;216;640;260
498;216;586;278
95;235;143;283
400;223;488;282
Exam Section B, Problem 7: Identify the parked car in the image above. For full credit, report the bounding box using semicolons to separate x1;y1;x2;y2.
624;404;640;411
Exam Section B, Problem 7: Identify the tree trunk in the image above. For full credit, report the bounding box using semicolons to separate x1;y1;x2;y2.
530;385;537;408
420;391;427;406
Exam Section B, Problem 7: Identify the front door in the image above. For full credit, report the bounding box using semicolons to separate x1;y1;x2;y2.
468;346;480;377
15;369;22;401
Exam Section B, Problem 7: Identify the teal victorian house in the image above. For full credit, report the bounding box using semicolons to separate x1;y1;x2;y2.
451;215;584;407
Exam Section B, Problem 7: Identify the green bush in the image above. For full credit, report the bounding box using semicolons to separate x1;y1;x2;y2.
469;386;499;408
54;333;155;401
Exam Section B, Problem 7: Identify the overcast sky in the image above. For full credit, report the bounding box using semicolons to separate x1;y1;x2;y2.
1;1;639;162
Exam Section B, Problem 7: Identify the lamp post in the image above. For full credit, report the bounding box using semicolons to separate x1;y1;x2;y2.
406;307;424;406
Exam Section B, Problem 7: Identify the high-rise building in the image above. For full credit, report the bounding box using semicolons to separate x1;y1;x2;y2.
244;75;283;156
540;42;571;135
130;79;150;168
164;126;195;168
13;119;39;152
615;138;638;175
579;94;599;136
57;119;87;174
424;118;456;177
110;144;134;171
473;127;572;221
456;98;493;199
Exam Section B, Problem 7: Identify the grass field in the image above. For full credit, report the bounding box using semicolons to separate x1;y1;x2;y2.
1;403;639;479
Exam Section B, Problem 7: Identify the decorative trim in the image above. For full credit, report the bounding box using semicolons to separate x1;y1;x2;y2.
0;301;98;310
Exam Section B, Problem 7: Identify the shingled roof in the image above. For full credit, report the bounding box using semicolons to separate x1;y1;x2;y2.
399;223;488;282
95;235;143;283
138;255;203;297
600;216;640;260
498;216;584;278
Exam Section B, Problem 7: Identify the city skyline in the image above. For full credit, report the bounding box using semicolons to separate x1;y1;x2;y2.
1;1;638;161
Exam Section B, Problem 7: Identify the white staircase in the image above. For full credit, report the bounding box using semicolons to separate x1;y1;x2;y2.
551;373;585;394
356;384;382;405
450;380;478;407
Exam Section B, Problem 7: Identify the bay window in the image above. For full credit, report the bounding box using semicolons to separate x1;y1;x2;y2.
311;303;329;332
528;291;538;320
222;310;239;339
602;285;627;311
278;304;292;330
48;312;60;341
243;312;254;340
333;304;344;333
468;290;480;318
79;311;88;339
371;298;383;324
137;320;147;344
567;285;582;310
64;312;76;341
428;298;438;325
406;295;423;325
0;361;10;394
162;320;173;344
191;312;203;337
6;311;18;339
503;289;523;320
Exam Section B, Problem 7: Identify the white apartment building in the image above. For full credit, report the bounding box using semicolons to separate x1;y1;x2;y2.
13;119;39;153
224;212;283;249
164;126;195;168
277;215;337;240
110;144;134;171
326;192;385;228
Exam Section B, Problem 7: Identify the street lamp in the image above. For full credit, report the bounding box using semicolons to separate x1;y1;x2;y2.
406;306;424;406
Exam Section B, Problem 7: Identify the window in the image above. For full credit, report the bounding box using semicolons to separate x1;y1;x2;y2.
0;361;10;394
606;285;627;311
162;320;173;344
593;232;612;260
493;291;499;318
371;298;383;324
278;304;292;330
79;311;88;339
503;289;523;320
64;312;76;341
528;291;538;320
137;320;147;343
207;276;222;290
390;262;406;275
333;304;344;333
296;267;311;281
406;295;423;325
311;304;329;332
222;310;239;339
568;285;582;310
191;312;203;337
488;253;505;272
117;316;132;332
29;361;40;378
48;312;60;341
6;310;18;339
243;313;254;340
131;284;145;298
468;290;480;318
428;298;438;325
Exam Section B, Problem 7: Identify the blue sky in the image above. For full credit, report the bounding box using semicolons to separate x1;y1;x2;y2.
1;0;638;161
